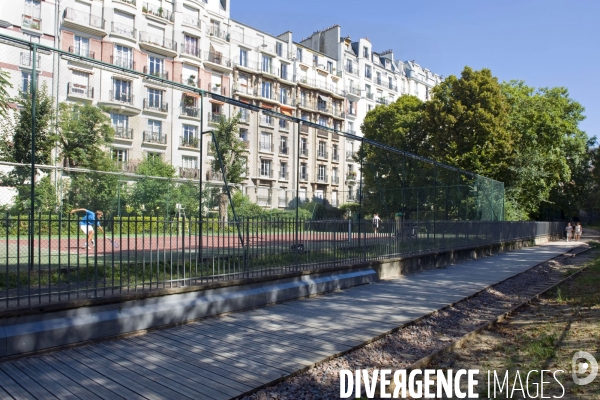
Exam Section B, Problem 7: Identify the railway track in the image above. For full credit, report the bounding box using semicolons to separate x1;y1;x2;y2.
242;241;598;400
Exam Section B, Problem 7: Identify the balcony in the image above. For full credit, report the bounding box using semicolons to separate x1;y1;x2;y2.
180;136;199;149
279;171;288;180
68;46;95;59
180;106;200;119
238;112;250;124
278;197;287;207
259;90;279;104
331;176;339;185
142;3;173;22
208;112;222;125
108;90;133;105
279;146;289;155
366;92;374;100
346;172;357;183
376;97;390;105
111;56;135;70
139;32;177;57
279;119;290;131
180;167;199;179
63;8;105;36
317;175;328;183
206;26;228;41
181;75;200;87
317;150;328;159
210;85;227;96
206;170;223;181
143;66;169;80
332;153;339;162
142;131;167;146
67;83;94;100
22;15;41;31
181;45;201;60
259;169;273;179
346;150;356;160
20;52;40;68
259;115;275;127
113;127;133;140
114;0;136;6
347;194;357;203
317;128;329;138
300;147;309;157
279;69;293;82
117;161;139;173
259;142;274;152
346;86;361;98
279;95;295;107
143;98;169;114
240;139;250;149
111;22;136;40
345;64;358;76
182;15;201;31
204;52;232;72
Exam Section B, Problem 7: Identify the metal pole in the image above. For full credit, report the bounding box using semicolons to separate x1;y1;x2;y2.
358;138;364;258
199;92;204;275
295;121;301;268
29;43;38;272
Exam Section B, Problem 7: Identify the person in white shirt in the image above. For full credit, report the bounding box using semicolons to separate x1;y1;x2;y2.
372;213;381;234
565;222;573;242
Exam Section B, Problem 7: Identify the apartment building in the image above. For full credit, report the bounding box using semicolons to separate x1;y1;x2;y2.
0;0;440;210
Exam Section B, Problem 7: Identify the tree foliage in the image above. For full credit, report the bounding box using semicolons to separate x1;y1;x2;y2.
130;156;177;217
209;113;247;187
0;68;12;119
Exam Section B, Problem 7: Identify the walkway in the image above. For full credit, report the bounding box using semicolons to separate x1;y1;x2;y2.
0;240;583;399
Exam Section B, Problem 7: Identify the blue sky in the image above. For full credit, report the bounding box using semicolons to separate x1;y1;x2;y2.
231;0;599;141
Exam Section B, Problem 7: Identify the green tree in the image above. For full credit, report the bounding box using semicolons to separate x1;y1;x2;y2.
423;67;514;183
130;156;177;217
208;114;247;221
0;68;12;119
54;102;114;168
502;82;591;219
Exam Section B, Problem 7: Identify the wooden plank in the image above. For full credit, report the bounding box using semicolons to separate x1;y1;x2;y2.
0;367;34;400
96;341;245;399
22;358;102;400
13;359;78;400
133;335;279;386
0;362;57;399
43;354;138;400
66;348;178;400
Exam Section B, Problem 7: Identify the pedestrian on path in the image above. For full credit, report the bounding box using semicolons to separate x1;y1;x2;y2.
372;213;381;234
70;208;105;248
574;222;582;241
565;222;573;242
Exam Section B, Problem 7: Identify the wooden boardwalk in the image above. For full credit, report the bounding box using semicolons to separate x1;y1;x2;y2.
0;242;579;399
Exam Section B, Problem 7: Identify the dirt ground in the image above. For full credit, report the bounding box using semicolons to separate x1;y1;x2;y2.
431;244;600;399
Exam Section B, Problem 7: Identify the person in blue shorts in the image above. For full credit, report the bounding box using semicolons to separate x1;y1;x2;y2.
70;208;105;248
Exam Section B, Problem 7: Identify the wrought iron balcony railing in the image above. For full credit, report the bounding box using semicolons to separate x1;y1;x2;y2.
67;83;94;99
63;8;103;29
139;32;177;51
143;131;167;145
143;98;168;113
111;22;136;39
143;66;169;80
109;90;134;104
113;127;133;140
180;106;200;118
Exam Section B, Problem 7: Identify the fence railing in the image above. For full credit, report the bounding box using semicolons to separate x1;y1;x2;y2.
0;216;563;310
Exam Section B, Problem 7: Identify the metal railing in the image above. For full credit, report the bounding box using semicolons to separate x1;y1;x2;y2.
331;176;339;184
208;112;222;124
206;170;223;181
182;15;201;30
332;153;339;161
260;115;275;127
20;52;41;67
111;55;135;70
182;44;200;58
109;90;134;104
67;83;94;99
279;171;289;180
114;127;134;140
180;106;200;118
279;146;289;155
300;172;309;181
63;7;104;29
68;46;95;59
143;98;169;113
142;131;167;145
143;66;169;80
111;22;136;39
346;150;356;160
204;52;231;67
139;32;177;52
259;169;273;178
206;26;228;40
317;150;328;159
259;142;274;152
300;147;309;157
22;15;41;31
180;136;199;149
317;174;328;183
142;3;173;21
179;167;199;179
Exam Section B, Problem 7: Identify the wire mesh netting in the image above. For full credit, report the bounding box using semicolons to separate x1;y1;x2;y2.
0;33;560;310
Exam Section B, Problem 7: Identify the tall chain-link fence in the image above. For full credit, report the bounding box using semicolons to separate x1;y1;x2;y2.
0;33;554;311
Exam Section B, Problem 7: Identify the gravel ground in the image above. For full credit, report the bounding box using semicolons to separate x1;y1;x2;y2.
241;239;596;400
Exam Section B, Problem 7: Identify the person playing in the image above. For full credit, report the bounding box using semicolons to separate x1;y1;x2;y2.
372;213;381;234
70;208;104;248
574;222;583;241
565;222;573;242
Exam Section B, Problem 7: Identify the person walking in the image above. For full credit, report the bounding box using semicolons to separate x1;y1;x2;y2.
565;222;573;242
372;213;381;234
71;208;105;248
574;222;583;241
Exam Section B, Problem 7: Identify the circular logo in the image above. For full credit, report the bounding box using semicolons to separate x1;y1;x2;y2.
572;351;598;386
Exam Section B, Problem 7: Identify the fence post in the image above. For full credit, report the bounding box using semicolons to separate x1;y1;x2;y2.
28;43;37;273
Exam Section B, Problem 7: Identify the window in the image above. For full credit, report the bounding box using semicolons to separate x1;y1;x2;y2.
239;48;248;67
376;71;381;85
300;91;307;107
318;116;327;126
300;137;308;154
147;152;161;161
312;54;318;65
346;59;353;73
279;118;288;129
182;155;198;169
332;167;338;179
24;0;41;19
279;87;289;104
280;162;288;178
147;88;163;109
182;124;197;144
114;45;132;68
239;107;249;122
113;79;131;102
70;70;90;95
318;165;326;181
368;105;373;111
111;149;128;163
73;36;90;57
332;144;339;159
348;100;356;115
261;81;272;99
348;121;354;133
365;84;372;98
261;55;272;73
317;97;327;112
211;19;221;34
327;61;333;73
148;56;164;77
280;136;288;152
239;128;248;141
389;77;393;89
300;163;308;179
276;42;283;57
211;73;222;94
296;48;302;62
148;119;162;133
280;63;288;80
260;132;272;151
363;46;369;58
260;159;271;177
318;141;327;158
184;35;199;57
364;65;372;79
111;113;129;129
